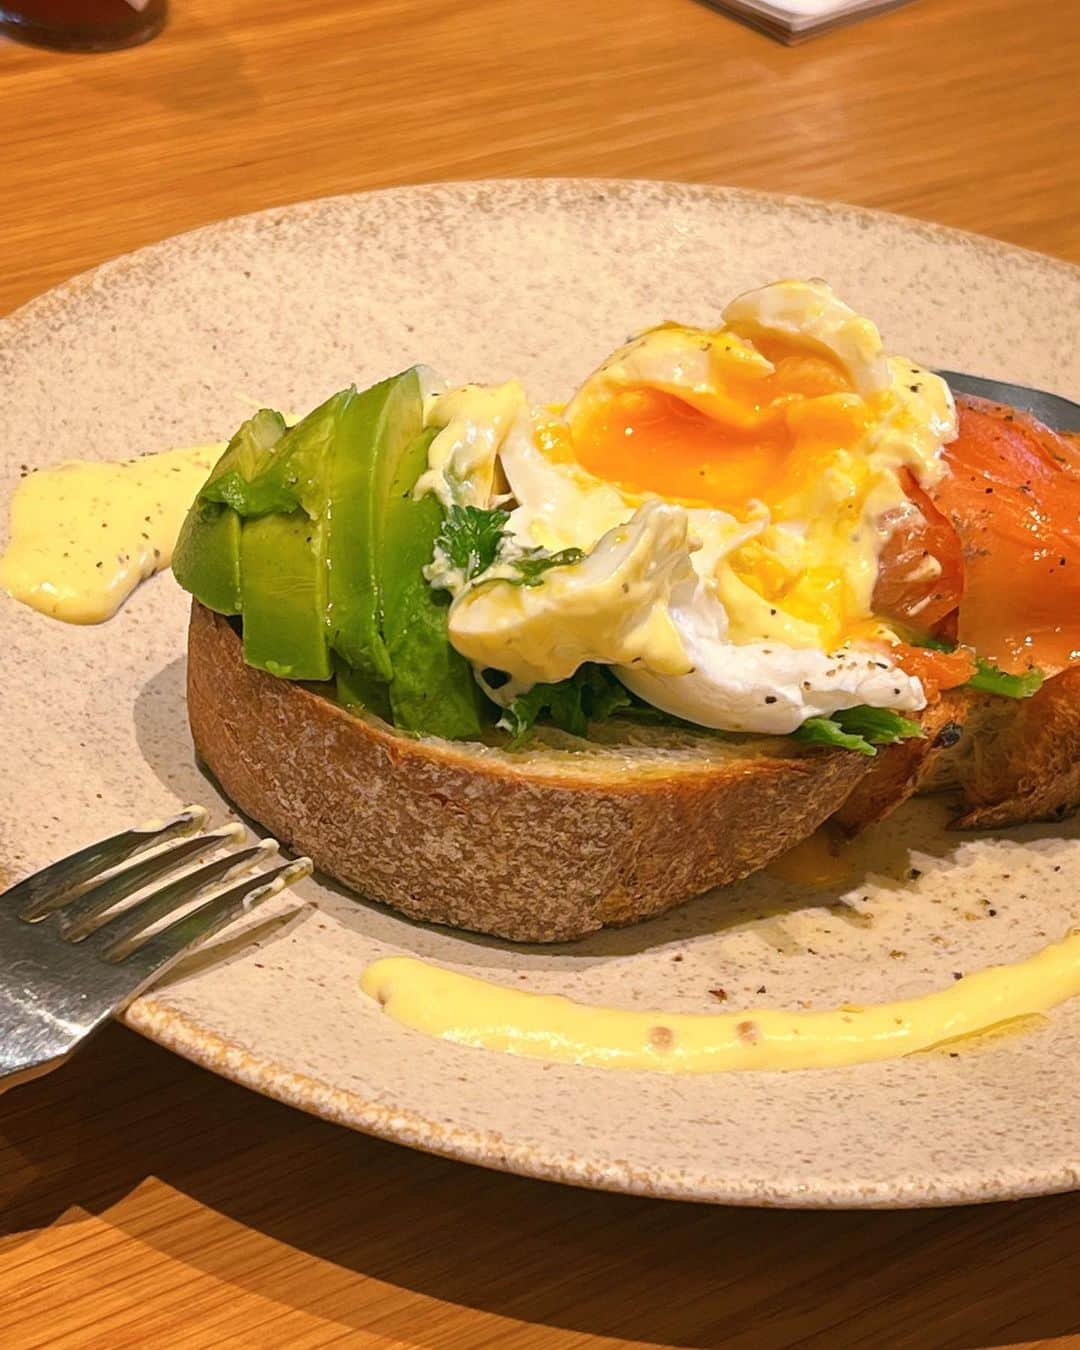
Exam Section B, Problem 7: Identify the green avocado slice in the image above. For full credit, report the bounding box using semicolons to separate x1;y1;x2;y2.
172;499;242;615
326;372;425;682
179;376;475;720
240;509;331;681
173;408;287;614
229;393;352;683
228;391;347;519
198;408;289;514
380;428;489;739
334;654;392;723
224;376;426;683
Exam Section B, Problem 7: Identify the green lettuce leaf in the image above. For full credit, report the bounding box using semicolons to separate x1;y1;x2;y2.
793;706;924;756
913;634;1044;699
967;657;1044;699
499;665;631;744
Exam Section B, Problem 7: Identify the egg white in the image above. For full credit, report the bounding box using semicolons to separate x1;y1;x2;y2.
617;586;925;735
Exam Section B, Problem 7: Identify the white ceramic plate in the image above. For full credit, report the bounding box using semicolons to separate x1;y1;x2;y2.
2;181;1079;1207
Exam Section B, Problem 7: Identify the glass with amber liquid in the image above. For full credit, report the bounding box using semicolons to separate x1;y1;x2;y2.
0;0;167;50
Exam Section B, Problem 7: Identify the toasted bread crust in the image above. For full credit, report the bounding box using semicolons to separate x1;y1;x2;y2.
831;690;970;833
835;671;1080;833
187;602;873;941
950;668;1080;828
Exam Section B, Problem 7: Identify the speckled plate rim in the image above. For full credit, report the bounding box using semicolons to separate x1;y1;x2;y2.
127;992;1080;1209
5;179;1078;1209
8;178;1078;336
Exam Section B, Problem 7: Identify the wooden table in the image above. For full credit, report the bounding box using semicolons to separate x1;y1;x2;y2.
1;1;1078;1345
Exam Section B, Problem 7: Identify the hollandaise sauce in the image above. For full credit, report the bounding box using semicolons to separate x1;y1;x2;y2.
361;929;1080;1073
0;444;222;623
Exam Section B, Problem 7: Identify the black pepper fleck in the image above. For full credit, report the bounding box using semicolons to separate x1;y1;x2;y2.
933;721;963;749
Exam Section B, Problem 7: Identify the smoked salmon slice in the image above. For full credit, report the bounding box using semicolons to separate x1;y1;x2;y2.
874;395;1080;677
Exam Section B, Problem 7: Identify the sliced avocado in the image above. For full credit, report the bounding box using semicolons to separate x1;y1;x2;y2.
221;377;425;685
380;428;490;739
326;372;425;682
240;510;331;681
173;500;242;614
225;393;348;519
334;654;392;723
199;409;289;514
226;393;359;685
173;409;287;614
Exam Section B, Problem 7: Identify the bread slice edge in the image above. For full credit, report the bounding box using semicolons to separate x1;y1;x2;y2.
186;601;874;941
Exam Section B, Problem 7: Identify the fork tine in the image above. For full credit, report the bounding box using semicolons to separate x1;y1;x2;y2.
9;805;208;919
55;823;246;938
103;856;313;967
80;839;279;950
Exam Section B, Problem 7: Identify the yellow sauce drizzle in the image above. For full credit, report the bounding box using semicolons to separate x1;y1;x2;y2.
0;444;222;623
361;929;1080;1073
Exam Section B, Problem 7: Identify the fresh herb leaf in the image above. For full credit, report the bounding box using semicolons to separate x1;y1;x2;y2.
967;657;1044;699
499;683;585;742
499;665;631;744
508;547;586;587
909;630;954;653
793;706;924;756
580;667;634;722
792;716;878;756
830;706;924;744
434;512;585;592
435;505;509;584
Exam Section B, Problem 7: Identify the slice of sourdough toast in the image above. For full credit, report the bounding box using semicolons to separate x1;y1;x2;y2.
187;601;874;942
834;668;1080;832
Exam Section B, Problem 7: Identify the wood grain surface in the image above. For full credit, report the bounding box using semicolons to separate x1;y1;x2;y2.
1;0;1079;1346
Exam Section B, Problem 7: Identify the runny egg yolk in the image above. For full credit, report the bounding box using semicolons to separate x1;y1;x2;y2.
570;347;867;519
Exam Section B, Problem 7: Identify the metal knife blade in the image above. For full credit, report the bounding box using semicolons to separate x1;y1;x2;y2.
937;371;1080;434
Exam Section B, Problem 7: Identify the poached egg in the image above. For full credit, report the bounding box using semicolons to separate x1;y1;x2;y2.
418;280;957;734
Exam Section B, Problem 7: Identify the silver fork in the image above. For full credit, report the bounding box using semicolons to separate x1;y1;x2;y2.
0;805;312;1092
